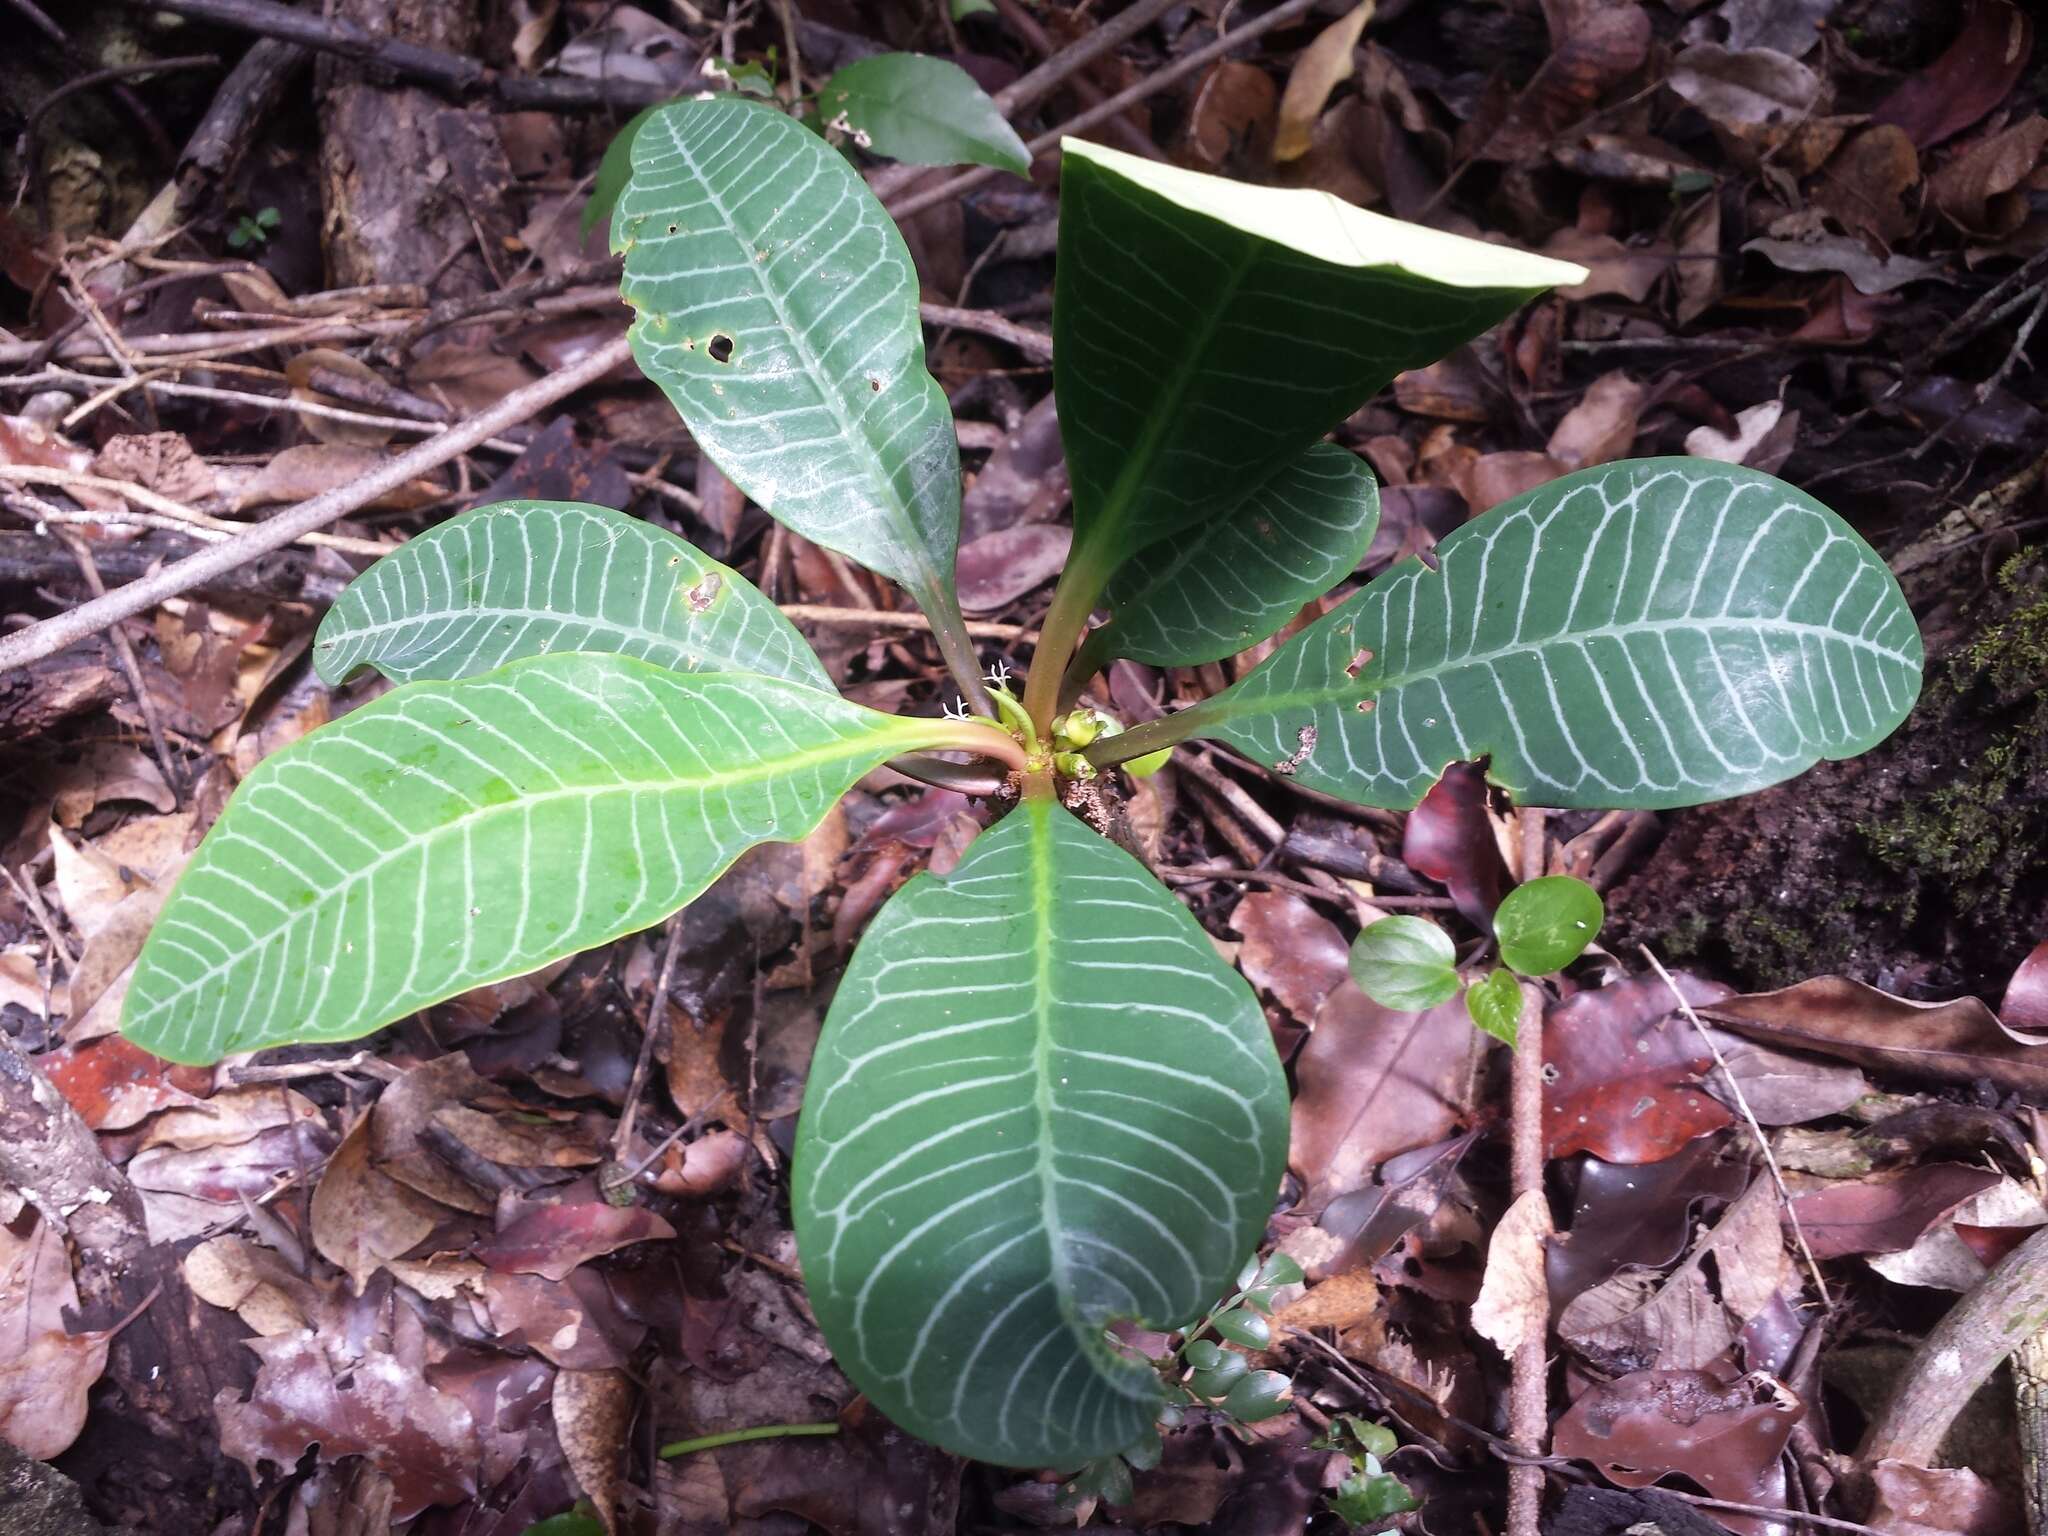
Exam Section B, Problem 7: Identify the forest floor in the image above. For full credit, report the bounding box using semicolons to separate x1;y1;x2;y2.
2;2;2047;1535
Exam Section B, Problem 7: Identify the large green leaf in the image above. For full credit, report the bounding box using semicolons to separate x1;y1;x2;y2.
615;98;963;621
1186;459;1923;810
1099;443;1380;667
1053;138;1584;574
313;501;829;690
793;799;1289;1467
123;656;950;1065
815;53;1029;175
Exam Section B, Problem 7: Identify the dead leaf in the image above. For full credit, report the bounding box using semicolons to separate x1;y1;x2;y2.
1546;371;1644;470
474;1196;676;1281
1818;126;1922;245
1184;60;1278;171
1710;0;1836;57
1685;399;1796;470
1462;450;1566;513
1550;1142;1750;1307
1546;971;1734;1163
1788;1164;2001;1259
1867;1177;2048;1291
1290;983;1485;1208
956;523;1071;611
1539;229;1672;301
92;432;218;506
1229;890;1349;1023
1666;44;1822;137
1402;761;1506;929
1743;234;1945;294
432;1102;606;1168
0;1215;110;1459
370;1053;501;1215
1673;190;1722;324
1864;1460;2021;1536
184;1234;320;1337
555;1369;633;1535
312;1114;447;1292
234;443;442;513
1931;116;2048;235
1470;1188;1552;1357
1274;2;1371;163
39;1032;211;1130
1870;0;2033;148
1480;6;1652;166
1553;1363;1800;1503
1701;1031;1870;1124
1699;976;2048;1097
2004;939;2048;1033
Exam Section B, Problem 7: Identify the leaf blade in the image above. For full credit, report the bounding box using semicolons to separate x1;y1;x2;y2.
1101;443;1381;667
816;54;1030;175
123;657;941;1065
313;500;829;689
615;98;963;616
793;799;1289;1467
1195;459;1924;809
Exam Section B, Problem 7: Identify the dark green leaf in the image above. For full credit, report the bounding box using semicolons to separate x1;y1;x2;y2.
314;501;828;689
1183;1339;1227;1371
615;98;966;626
1192;460;1923;809
1211;1309;1271;1349
793;799;1290;1467
816;54;1029;175
1258;1253;1305;1287
1221;1369;1292;1422
1100;443;1381;667
1189;1355;1248;1399
1053;139;1582;578
1494;875;1604;976
1330;1469;1420;1524
1348;916;1460;1011
1465;969;1524;1048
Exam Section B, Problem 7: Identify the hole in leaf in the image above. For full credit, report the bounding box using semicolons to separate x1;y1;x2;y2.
708;333;734;363
667;224;679;235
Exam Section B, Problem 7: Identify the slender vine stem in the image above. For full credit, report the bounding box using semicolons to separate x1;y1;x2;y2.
660;1422;840;1458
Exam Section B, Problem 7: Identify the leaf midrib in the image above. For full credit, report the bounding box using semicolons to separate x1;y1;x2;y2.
638;112;943;599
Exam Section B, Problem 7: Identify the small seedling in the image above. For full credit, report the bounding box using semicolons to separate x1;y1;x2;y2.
124;98;1923;1475
226;206;280;249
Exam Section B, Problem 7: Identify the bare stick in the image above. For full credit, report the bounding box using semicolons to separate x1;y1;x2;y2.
0;332;634;675
888;0;1325;221
1505;974;1548;1536
777;602;1034;643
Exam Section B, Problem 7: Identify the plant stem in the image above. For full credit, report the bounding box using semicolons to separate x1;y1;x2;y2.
1082;698;1222;769
1058;625;1116;713
917;720;1029;773
920;582;995;718
659;1422;840;1459
1022;554;1108;733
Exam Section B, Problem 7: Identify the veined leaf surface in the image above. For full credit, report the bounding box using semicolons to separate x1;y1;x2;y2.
1100;443;1380;666
1194;460;1923;809
815;54;1030;175
1055;138;1582;570
313;501;828;689
124;657;948;1065
615;98;964;620
794;799;1289;1467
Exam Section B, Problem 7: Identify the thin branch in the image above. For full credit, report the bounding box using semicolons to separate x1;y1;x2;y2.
0;332;635;675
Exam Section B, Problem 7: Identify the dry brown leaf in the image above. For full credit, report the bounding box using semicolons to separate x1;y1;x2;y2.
1666;44;1822;138
1932;116;2048;235
1818;125;1923;245
183;1234;316;1337
92;432;218;506
1274;2;1372;163
1229;890;1349;1023
1546;371;1645;470
233;443;441;513
1183;60;1279;171
312;1114;447;1292
554;1368;633;1535
1470;1188;1553;1357
1539;229;1671;301
0;1216;110;1460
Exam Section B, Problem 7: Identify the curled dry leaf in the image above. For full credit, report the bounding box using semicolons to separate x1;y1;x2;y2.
1867;1177;2048;1292
955;523;1072;611
1539;229;1672;302
1931;116;2048;236
1469;1188;1552;1358
1699;975;2048;1096
1184;60;1279;172
1546;371;1645;471
555;1368;634;1535
0;1215;110;1459
312;1114;448;1293
1552;1364;1800;1504
1274;2;1372;164
1666;44;1822;140
2003;938;2048;1033
1787;1163;2001;1259
1870;0;2034;148
1545;971;1734;1163
1402;760;1507;929
473;1195;676;1281
1700;1030;1869;1125
1549;1142;1751;1307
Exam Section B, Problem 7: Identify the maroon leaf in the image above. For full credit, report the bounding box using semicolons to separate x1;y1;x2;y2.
1553;1365;1800;1503
2001;938;2048;1034
1230;890;1350;1024
1549;1142;1750;1306
955;523;1071;611
1699;976;2048;1097
1870;0;2033;147
1403;761;1508;929
474;1199;677;1281
1545;972;1735;1163
1789;1164;2002;1259
1956;1221;2044;1269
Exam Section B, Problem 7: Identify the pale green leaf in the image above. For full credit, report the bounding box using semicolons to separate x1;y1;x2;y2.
1191;459;1923;809
1347;916;1459;1011
816;54;1029;175
793;799;1289;1467
1054;138;1583;573
615;98;964;621
1464;969;1523;1047
313;500;828;690
1494;875;1603;976
123;657;950;1065
582;103;661;240
1101;443;1380;666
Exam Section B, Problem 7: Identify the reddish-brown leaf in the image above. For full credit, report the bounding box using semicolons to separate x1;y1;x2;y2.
474;1197;676;1281
1230;890;1350;1024
1402;761;1507;929
1789;1163;2002;1259
1545;972;1735;1163
2001;938;2048;1034
1553;1365;1800;1502
1871;0;2033;148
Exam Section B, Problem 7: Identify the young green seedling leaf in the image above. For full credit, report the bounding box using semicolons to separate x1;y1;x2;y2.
1348;916;1460;1011
1053;139;1583;579
1493;875;1604;976
816;54;1030;175
615;99;970;643
1465;968;1524;1048
122;658;969;1064
793;799;1289;1468
1169;460;1923;809
313;501;829;690
1098;443;1382;667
